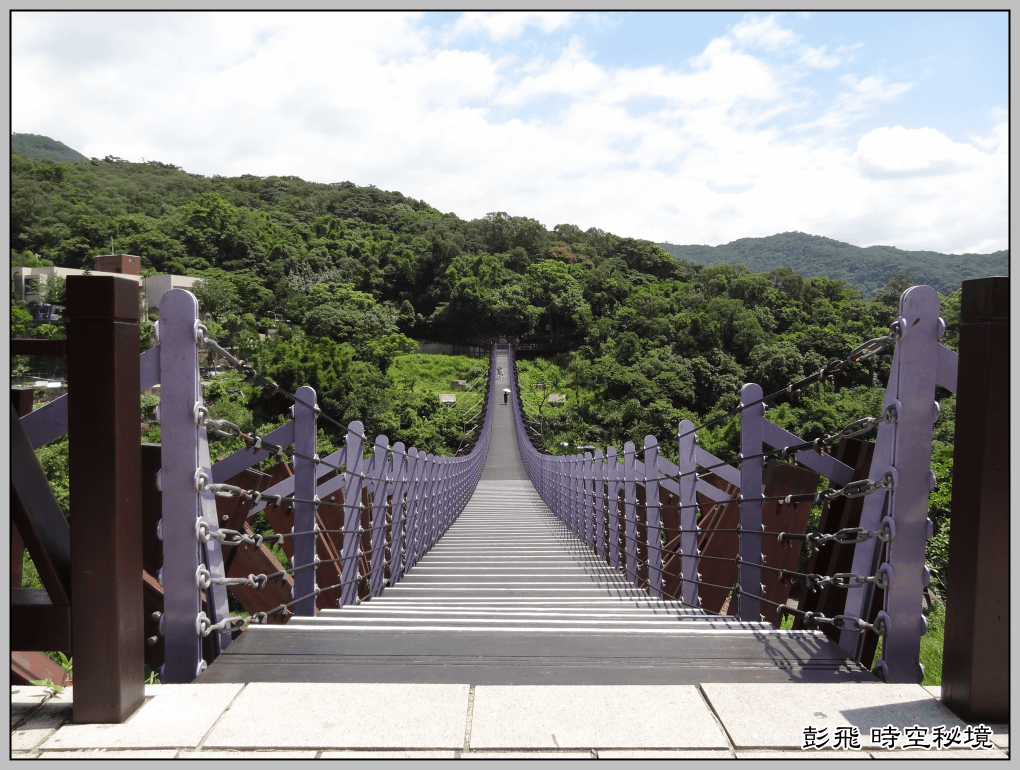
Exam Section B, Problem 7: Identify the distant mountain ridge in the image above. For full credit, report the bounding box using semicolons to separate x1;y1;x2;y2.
11;133;89;163
10;134;1005;300
658;232;1007;300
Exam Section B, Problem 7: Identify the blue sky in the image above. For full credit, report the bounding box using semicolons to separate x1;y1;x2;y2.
10;11;1008;254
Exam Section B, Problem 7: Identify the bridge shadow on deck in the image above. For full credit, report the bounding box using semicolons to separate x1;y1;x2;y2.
199;353;876;686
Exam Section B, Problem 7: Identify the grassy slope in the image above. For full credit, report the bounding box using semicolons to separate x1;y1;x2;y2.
387;353;489;416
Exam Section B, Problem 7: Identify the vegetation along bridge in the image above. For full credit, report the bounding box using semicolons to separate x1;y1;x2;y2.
11;275;1007;725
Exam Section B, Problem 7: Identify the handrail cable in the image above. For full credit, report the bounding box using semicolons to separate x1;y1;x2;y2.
676;323;901;441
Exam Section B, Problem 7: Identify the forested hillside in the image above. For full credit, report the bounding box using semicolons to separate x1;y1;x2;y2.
11;148;962;593
658;233;1007;300
11;133;89;163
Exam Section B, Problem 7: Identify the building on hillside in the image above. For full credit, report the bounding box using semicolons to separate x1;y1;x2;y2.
92;253;142;275
11;265;140;313
11;254;199;320
142;274;200;315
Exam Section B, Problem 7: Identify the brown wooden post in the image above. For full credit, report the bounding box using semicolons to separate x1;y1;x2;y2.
140;444;166;671
66;275;145;723
11;388;35;587
140;444;164;579
941;276;1009;723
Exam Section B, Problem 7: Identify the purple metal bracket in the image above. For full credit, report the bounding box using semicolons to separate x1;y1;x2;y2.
211;421;296;485
21;344;162;450
761;420;854;487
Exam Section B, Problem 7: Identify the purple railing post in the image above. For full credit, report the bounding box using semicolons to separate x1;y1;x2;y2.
400;448;422;577
644;436;663;599
677;420;701;609
606;447;621;572
563;456;571;529
415;455;431;562
546;456;555;516
583;451;594;550
552;457;563;522
441;459;455;540
429;457;445;552
430;459;445;547
339;421;366;607
547;457;556;512
368;436;389;597
842;286;944;683
536;454;546;508
737;383;765;622
413;454;434;568
623;441;638;586
388;442;407;584
570;454;581;536
420;454;438;557
594;450;607;561
291;386;318;616
576;454;586;539
158;289;231;683
438;460;454;541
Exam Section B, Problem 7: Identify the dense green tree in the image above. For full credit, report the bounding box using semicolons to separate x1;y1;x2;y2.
192;274;242;318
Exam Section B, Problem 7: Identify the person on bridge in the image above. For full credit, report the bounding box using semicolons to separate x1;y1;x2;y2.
503;388;510;404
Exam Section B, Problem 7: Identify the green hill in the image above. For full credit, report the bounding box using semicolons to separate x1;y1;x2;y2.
658;232;1008;300
11;133;89;163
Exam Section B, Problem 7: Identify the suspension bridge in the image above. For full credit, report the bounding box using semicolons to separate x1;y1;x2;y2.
10;275;1008;756
197;345;873;686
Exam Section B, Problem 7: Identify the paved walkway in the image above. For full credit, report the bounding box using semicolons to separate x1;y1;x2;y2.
11;683;1009;758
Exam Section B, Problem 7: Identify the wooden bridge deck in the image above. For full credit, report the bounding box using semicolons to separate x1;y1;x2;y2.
199;355;875;685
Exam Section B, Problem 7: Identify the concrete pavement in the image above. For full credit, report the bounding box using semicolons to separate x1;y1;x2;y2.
12;683;1008;759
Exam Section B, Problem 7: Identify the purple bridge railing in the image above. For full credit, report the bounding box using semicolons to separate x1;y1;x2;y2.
505;284;994;692
157;289;495;683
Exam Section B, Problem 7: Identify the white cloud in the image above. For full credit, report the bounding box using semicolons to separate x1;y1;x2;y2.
731;14;797;51
686;37;783;105
10;12;1006;256
969;110;1008;152
854;126;987;178
793;74;913;132
498;36;605;105
799;45;840;69
449;12;572;41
